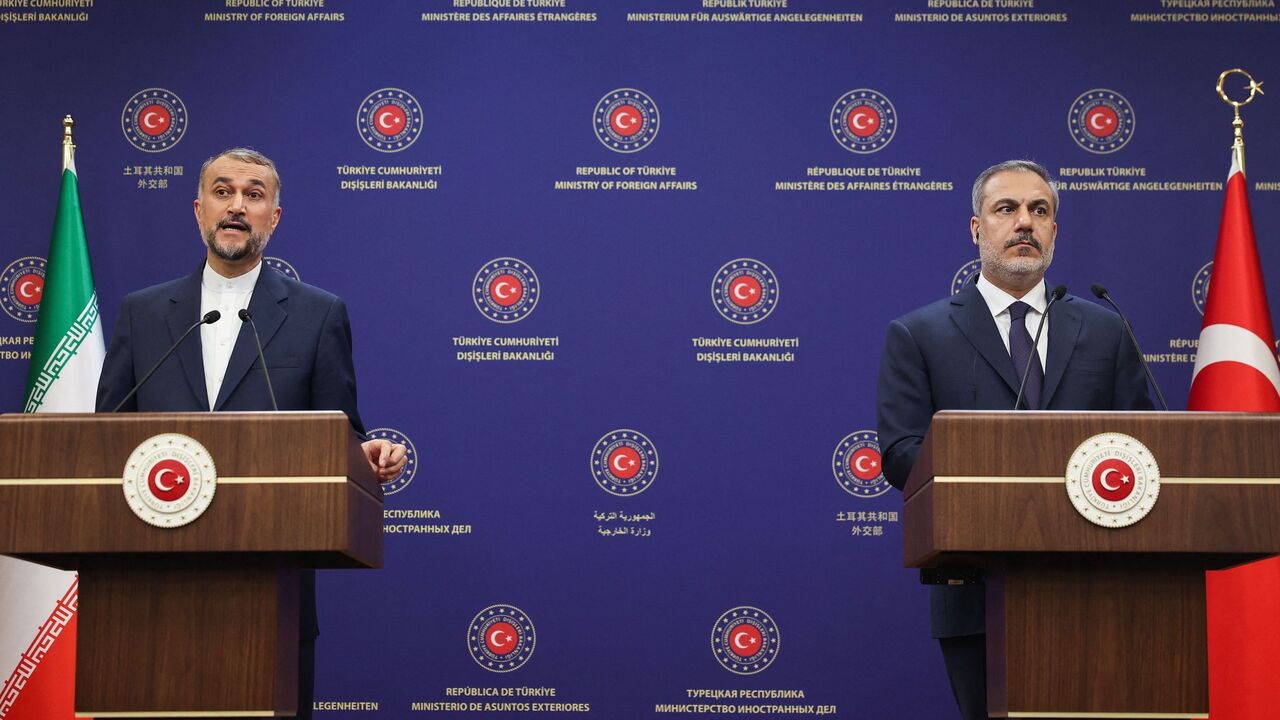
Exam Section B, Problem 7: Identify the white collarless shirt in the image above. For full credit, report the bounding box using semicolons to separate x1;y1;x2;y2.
200;261;262;409
974;274;1049;371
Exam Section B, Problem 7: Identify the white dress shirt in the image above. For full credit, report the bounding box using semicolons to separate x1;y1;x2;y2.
975;273;1049;371
200;261;261;409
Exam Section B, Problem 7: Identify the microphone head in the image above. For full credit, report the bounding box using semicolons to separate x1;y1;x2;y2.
238;308;253;322
202;310;221;324
1051;284;1067;301
1090;284;1108;300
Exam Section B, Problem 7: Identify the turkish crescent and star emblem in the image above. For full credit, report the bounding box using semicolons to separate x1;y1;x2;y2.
121;88;188;153
468;604;536;673
1068;89;1135;154
711;606;780;675
122;433;217;528
591;429;658;496
357;88;423;153
594;88;660;153
1065;432;1160;527
712;259;779;325
833;430;891;498
1;256;46;323
473;257;540;323
830;89;897;154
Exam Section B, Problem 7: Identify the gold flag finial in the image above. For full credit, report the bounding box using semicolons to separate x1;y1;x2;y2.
1217;68;1263;175
62;114;75;172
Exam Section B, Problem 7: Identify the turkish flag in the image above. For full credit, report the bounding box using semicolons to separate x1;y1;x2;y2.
1193;153;1280;720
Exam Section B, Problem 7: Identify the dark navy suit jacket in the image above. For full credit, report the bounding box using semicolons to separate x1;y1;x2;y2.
96;263;369;638
875;281;1153;638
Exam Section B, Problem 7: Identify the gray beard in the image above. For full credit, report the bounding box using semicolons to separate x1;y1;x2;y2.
205;227;268;263
978;233;1053;285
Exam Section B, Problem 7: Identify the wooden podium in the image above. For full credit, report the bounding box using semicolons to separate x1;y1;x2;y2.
903;411;1280;720
0;411;383;719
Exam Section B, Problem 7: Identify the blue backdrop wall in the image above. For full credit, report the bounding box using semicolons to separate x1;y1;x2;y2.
2;1;1279;717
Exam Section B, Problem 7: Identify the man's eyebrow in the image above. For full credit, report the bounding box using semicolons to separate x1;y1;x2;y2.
210;176;267;188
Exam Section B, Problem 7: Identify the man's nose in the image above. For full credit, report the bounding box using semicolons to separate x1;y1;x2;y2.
1014;205;1034;228
226;192;246;213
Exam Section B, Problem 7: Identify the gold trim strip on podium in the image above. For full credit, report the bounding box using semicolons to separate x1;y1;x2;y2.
0;475;347;485
1003;707;1203;712
934;475;1280;484
80;707;277;712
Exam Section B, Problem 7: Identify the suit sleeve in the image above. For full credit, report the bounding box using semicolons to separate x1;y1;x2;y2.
1112;317;1156;411
96;294;137;413
876;319;934;491
312;296;367;438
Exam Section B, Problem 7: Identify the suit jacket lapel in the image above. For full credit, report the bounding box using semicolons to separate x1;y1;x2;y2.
949;283;1021;394
168;265;209;411
1042;295;1081;408
213;267;289;411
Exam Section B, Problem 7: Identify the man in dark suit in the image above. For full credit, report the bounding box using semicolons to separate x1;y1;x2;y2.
96;147;407;720
876;159;1153;719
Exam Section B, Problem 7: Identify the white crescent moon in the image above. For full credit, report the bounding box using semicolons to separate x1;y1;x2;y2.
732;631;752;651
1089;112;1109;131
611;454;632;473
489;629;509;648
154;468;178;492
143;111;161;129
615;111;637;129
378;111;398;130
18;280;38;299
732;281;754;301
1099;468;1123;491
494;281;513;299
854;455;873;473
851;110;872;130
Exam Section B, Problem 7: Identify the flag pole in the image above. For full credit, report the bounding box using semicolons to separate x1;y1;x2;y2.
1216;68;1263;175
62;114;74;172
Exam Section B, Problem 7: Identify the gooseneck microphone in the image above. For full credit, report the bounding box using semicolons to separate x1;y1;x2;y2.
238;309;279;411
112;310;221;412
1014;284;1067;411
1090;284;1169;411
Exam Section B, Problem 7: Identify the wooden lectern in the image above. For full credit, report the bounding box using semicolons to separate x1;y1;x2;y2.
903;411;1280;720
0;411;383;719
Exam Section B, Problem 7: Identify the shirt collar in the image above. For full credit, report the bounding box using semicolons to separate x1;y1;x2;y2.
202;259;262;293
975;273;1048;317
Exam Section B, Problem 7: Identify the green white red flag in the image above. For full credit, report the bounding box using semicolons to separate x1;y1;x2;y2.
0;132;99;720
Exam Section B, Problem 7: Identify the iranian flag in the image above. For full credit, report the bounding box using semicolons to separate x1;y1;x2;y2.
1192;150;1280;720
0;132;101;720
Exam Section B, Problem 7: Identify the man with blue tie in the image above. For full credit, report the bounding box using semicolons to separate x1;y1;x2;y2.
876;159;1153;719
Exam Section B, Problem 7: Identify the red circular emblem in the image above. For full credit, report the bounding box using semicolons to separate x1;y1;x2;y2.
728;276;762;309
15;273;43;304
849;447;882;481
610;104;643;137
137;104;173;137
846;107;881;138
1085;106;1118;139
607;446;642;480
1090;458;1136;502
147;458;191;502
727;622;763;659
484;621;519;656
488;274;524;308
373;105;407;138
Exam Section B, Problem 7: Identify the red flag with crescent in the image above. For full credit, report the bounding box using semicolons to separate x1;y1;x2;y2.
1195;152;1280;720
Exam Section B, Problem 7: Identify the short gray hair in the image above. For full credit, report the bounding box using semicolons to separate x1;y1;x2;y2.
971;159;1057;215
196;147;282;206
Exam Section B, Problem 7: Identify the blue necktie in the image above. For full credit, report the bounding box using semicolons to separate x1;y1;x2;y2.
1008;301;1043;410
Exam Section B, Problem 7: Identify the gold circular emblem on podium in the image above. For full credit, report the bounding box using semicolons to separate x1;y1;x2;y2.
122;433;218;528
1065;432;1160;528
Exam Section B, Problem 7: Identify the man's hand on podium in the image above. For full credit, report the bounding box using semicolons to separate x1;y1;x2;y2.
361;438;408;483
